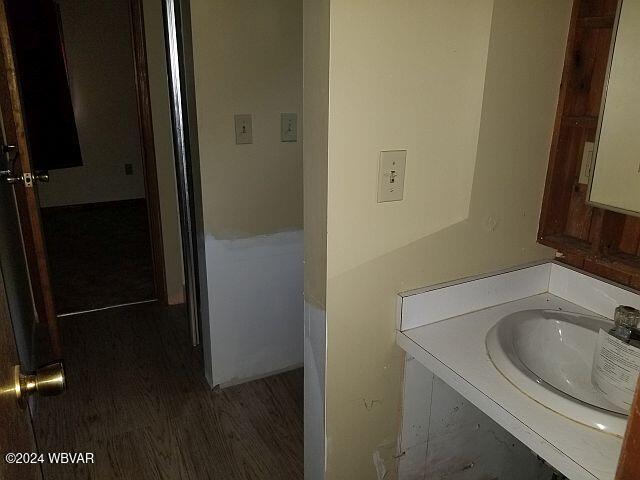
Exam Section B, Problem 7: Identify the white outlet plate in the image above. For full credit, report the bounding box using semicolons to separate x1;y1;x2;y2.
377;150;407;203
281;113;297;142
579;141;595;185
234;114;253;144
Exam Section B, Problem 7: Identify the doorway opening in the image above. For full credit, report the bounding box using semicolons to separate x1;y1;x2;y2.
0;0;303;477
7;0;167;316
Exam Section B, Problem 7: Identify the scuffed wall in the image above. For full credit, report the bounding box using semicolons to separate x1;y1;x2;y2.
319;0;572;478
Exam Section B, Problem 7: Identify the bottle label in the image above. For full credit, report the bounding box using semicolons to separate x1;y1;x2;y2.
592;329;640;410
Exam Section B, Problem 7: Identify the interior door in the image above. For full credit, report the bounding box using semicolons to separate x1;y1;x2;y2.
0;125;65;479
0;0;60;357
5;0;82;172
0;261;41;480
0;56;41;480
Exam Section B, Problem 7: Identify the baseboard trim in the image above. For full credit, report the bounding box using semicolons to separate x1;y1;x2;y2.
217;363;304;389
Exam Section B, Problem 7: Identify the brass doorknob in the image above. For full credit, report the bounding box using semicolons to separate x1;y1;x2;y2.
33;171;49;183
14;362;65;409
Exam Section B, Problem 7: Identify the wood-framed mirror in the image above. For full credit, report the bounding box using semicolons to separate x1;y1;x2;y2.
538;0;640;291
587;0;640;216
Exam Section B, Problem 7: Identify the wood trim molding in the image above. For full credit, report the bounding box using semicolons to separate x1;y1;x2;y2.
538;0;581;239
616;378;640;479
129;0;167;305
537;0;640;291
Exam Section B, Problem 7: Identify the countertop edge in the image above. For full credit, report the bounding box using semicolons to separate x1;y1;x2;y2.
396;330;599;480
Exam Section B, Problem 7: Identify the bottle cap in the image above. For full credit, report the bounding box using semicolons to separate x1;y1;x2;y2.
614;306;640;328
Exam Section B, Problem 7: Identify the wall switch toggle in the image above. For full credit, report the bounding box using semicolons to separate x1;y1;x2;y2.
234;114;253;144
377;150;406;203
281;113;297;142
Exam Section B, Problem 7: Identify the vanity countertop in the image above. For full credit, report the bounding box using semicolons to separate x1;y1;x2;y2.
396;262;634;480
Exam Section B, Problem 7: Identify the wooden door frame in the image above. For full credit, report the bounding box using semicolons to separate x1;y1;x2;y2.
129;0;167;305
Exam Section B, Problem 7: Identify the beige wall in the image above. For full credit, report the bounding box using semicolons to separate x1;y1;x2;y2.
327;1;494;279
39;0;145;207
190;0;303;239
303;0;329;308
142;0;185;304
303;0;330;477
314;0;572;478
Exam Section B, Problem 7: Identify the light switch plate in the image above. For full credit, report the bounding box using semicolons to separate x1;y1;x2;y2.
377;150;406;203
234;114;253;144
579;141;595;185
281;113;297;142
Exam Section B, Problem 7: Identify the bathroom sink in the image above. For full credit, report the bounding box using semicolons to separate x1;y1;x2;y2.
486;309;628;436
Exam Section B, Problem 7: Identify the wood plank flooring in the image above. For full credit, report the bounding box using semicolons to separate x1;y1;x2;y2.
41;201;155;314
34;303;303;480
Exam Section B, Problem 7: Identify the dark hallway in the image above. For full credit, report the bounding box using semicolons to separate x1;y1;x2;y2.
35;303;303;479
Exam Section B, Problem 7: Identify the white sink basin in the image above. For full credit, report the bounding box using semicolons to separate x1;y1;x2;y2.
486;309;628;437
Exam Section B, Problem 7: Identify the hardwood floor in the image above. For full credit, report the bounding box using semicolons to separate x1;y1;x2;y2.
41;200;155;314
34;303;303;480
